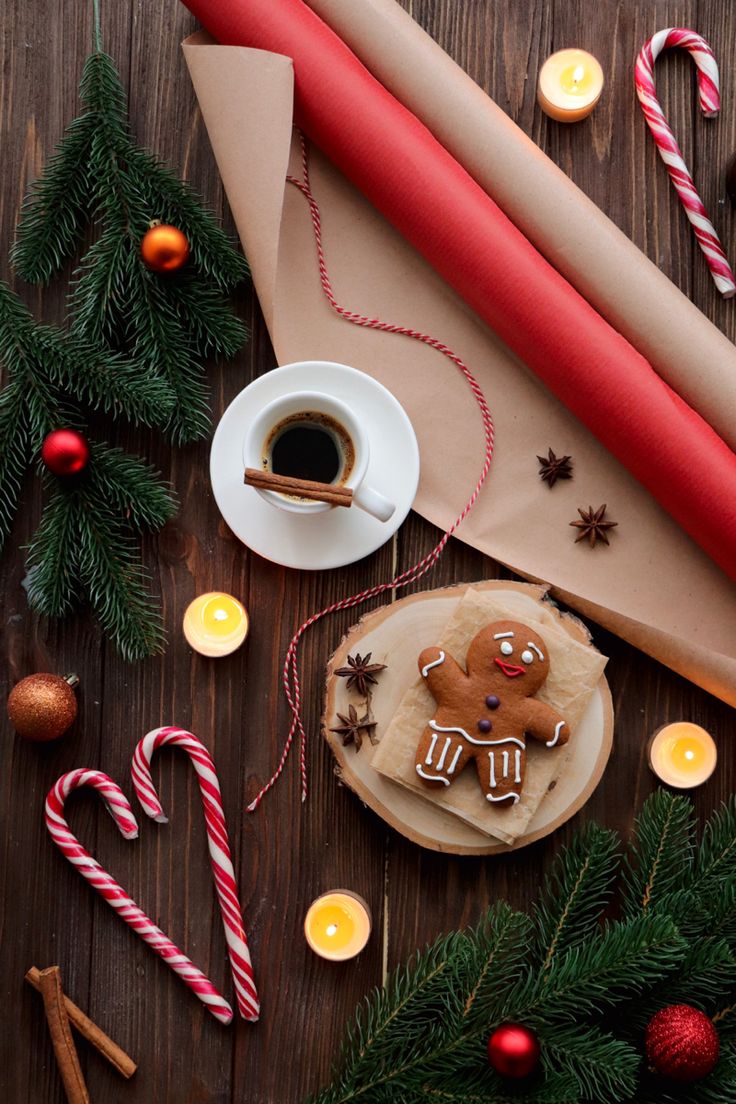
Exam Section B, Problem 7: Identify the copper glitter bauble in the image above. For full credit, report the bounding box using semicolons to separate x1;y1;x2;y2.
487;1023;540;1079
140;222;190;272
41;429;90;476
646;1004;720;1082
7;673;79;742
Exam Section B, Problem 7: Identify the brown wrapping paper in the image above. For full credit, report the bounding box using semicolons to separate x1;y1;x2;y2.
305;0;736;455
182;34;736;707
371;587;608;845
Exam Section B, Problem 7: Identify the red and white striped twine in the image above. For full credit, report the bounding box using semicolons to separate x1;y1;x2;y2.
132;726;259;1021
45;768;234;1025
246;133;495;813
635;27;735;297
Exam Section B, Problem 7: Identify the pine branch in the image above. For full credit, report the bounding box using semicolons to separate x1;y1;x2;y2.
695;798;736;888
533;823;619;970
509;913;685;1024
11;113;96;284
539;1023;639;1104
0;382;30;551
86;443;176;531
165;274;248;359
621;790;695;917
24;483;82;617
625;938;736;1026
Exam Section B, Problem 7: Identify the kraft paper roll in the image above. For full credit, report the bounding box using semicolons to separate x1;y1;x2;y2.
181;34;736;704
183;0;736;581
305;0;736;454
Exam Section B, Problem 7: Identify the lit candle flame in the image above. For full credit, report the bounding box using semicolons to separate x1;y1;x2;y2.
572;64;585;86
326;923;338;937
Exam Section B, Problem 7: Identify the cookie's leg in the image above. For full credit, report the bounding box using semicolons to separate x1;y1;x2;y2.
475;745;525;806
415;727;470;786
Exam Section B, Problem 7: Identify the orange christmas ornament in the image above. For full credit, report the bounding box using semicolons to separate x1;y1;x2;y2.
7;673;79;742
140;222;190;273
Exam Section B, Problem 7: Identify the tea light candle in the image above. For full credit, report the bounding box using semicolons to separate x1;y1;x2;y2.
538;49;604;122
304;891;372;961
648;722;717;789
183;592;249;657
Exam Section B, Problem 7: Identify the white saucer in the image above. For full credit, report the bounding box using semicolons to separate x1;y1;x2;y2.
210;361;420;570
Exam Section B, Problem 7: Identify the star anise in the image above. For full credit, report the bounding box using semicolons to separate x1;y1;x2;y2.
334;651;387;697
570;504;618;548
329;704;377;752
537;447;574;488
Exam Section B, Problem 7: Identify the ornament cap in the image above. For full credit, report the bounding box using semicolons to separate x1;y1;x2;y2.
64;674;80;689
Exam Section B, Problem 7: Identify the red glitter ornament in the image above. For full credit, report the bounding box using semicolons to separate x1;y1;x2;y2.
487;1023;540;1079
646;1004;720;1082
41;429;90;476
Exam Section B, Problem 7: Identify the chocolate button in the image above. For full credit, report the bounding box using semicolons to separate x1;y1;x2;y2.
478;718;492;733
485;695;500;709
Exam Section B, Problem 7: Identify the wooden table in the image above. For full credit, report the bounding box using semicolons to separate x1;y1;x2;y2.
1;2;734;1101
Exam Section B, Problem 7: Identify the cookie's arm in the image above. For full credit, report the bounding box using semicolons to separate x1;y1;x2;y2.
521;699;570;748
417;646;466;700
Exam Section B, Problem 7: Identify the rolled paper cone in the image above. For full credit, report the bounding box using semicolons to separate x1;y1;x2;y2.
303;0;736;454
182;0;736;582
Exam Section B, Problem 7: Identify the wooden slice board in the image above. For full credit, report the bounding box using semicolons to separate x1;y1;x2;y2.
323;580;613;855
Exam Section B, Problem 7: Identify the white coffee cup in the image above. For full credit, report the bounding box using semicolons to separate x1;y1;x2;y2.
243;391;396;523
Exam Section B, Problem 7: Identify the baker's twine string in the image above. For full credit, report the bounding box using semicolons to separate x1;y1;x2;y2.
246;132;495;813
634;27;736;298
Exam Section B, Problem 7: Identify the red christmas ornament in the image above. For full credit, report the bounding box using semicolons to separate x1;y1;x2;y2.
487;1023;540;1079
41;429;90;476
140;222;190;272
646;1004;720;1082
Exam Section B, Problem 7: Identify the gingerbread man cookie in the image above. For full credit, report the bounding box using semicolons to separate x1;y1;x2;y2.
415;620;570;806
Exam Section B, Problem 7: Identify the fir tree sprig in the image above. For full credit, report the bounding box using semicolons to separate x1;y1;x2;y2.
12;42;248;444
25;444;176;661
310;793;736;1104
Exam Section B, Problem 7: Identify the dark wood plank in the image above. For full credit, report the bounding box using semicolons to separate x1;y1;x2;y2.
1;0;735;1102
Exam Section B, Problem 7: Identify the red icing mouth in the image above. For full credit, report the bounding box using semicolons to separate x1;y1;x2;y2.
494;658;526;678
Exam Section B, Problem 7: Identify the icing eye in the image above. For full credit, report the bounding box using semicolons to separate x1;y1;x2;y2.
521;649;534;665
500;641;513;656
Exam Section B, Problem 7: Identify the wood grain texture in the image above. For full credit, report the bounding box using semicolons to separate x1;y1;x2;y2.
0;0;734;1101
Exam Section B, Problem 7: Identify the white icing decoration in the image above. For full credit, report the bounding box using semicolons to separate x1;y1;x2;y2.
421;651;446;677
514;749;522;783
527;642;545;661
486;792;520;804
425;732;438;766
502;750;509;777
500;641;514;656
521;649;534;665
429;721;524;749
447;745;463;774
488;751;496;788
493;631;515;639
436;737;452;771
416;765;450;785
546;720;566;748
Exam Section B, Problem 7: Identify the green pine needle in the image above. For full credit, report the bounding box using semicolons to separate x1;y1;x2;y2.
25;483;83;617
0;382;30;551
539;1023;639;1104
534;822;620;970
622;790;696;917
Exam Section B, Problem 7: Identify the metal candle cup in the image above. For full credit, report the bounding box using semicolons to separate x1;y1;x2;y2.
647;722;717;789
538;49;604;122
304;891;372;961
183;592;249;657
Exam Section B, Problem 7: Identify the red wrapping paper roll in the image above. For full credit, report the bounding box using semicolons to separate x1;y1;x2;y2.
183;0;736;581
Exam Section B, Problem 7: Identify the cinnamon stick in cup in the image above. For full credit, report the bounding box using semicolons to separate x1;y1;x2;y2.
26;966;136;1079
244;467;353;507
37;966;90;1104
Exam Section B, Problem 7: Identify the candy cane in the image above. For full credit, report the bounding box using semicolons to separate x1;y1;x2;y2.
635;28;735;298
45;769;234;1026
131;727;259;1022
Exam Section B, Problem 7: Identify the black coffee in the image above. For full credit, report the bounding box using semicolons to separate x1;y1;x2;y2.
266;411;356;488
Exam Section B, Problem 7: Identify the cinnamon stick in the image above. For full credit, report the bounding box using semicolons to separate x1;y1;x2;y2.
26;967;136;1079
37;966;90;1104
244;467;353;507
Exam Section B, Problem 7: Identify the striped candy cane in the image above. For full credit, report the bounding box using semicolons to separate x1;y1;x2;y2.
635;28;735;298
131;727;259;1022
45;769;234;1026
